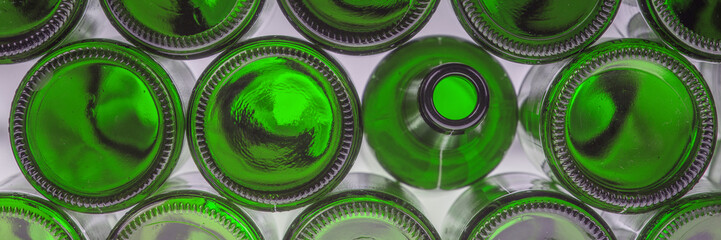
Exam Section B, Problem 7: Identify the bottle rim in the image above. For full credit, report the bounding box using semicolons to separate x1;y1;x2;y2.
188;36;362;211
0;193;84;239
9;39;185;213
109;190;264;240
452;0;619;64
541;39;716;213
465;191;613;240
639;0;721;61
0;0;87;63
285;191;439;240
100;0;264;59
418;63;489;133
277;0;439;54
640;192;721;240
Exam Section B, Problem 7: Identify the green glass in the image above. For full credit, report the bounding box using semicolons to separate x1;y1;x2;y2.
101;0;263;58
638;192;721;240
9;39;185;213
363;36;517;190
0;0;87;63
108;190;265;239
639;0;721;61
0;193;84;239
443;173;615;240
284;173;440;240
518;39;716;213
188;36;362;211
278;0;438;54
451;0;620;64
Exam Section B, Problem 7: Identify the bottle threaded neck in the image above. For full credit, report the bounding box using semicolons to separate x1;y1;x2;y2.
102;0;262;57
543;39;715;213
279;0;438;53
10;40;183;213
453;0;619;63
111;191;263;240
0;194;83;239
0;0;86;63
470;195;611;240
418;63;489;133
289;194;436;240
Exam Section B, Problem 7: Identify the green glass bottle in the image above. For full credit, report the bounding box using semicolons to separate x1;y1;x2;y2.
0;193;85;239
363;36;517;190
188;36;362;211
0;0;88;63
9;39;185;213
518;38;716;213
277;0;439;54
451;0;620;64
284;173;440;240
639;0;721;61
443;173;616;240
639;194;721;239
108;190;266;239
100;0;263;58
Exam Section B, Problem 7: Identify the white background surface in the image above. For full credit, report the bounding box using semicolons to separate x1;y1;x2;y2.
0;0;715;238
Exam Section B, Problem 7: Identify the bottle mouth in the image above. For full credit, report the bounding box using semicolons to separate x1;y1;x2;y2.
418;63;489;133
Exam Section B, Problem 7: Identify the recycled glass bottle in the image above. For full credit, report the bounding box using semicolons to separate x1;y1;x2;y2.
9;39;185;213
443;172;615;240
108;173;269;240
284;173;440;240
639;0;721;61
0;0;88;63
451;0;621;64
363;36;517;190
277;0;439;54
518;38;716;213
0;193;85;239
100;0;264;58
188;36;362;211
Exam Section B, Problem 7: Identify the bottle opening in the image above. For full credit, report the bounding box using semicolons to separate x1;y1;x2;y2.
419;63;489;133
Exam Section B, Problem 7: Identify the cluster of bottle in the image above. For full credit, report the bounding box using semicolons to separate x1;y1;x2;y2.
1;0;721;239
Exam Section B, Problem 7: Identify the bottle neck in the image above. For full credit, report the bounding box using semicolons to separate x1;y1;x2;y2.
417;63;489;134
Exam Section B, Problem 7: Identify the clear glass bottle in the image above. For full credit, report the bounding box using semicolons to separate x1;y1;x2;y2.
443;172;616;240
187;36;362;211
451;0;621;64
100;0;264;59
107;172;272;240
518;38;716;213
0;0;96;64
638;0;721;61
9;39;186;213
277;0;439;54
363;35;517;190
283;172;440;240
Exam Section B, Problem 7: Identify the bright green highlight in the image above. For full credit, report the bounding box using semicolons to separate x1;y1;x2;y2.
301;0;411;32
0;0;60;37
204;56;339;192
25;60;161;196
121;0;236;36
566;59;693;191
115;191;262;240
640;194;721;240
667;0;721;40
432;75;477;120
480;0;597;38
489;212;590;239
0;195;82;239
